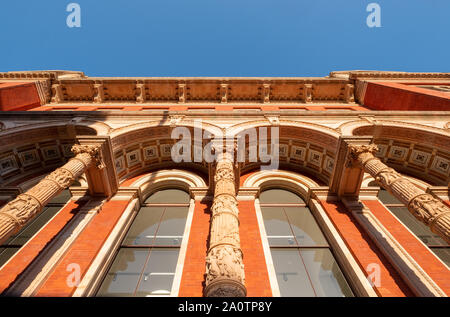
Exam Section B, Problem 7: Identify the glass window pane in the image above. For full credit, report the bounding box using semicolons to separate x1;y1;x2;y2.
136;275;175;296
378;189;402;205
49;190;71;204
284;207;328;246
144;189;190;204
259;189;304;204
430;248;450;267
7;207;61;246
123;207;165;245
0;247;20;267
271;248;316;296
154;207;189;246
300;249;354;297
145;248;179;273
97;248;149;297
261;207;294;246
136;248;179;296
390;207;448;246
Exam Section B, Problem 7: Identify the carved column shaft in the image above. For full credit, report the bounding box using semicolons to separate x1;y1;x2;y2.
205;152;246;297
350;145;450;244
0;145;100;245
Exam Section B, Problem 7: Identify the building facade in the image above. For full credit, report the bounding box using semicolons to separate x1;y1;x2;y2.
0;70;449;297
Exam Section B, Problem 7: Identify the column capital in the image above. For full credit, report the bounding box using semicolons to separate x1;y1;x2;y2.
329;136;373;197
348;144;379;162
71;144;103;169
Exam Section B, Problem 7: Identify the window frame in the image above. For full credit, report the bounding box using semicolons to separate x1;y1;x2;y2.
94;187;194;297
375;186;450;268
256;188;355;297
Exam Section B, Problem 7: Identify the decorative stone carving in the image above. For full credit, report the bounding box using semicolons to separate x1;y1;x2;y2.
169;115;185;128
71;144;104;169
178;83;186;103
349;144;450;244
262;84;270;103
51;83;63;103
135;82;146;103
0;145;102;245
344;83;355;103
304;84;313;103
220;84;228;103
204;152;246;297
93;82;104;103
45;168;75;188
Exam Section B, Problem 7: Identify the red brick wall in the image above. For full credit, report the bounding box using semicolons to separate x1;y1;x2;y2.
178;201;210;296
363;200;450;295
0;82;41;111
238;200;272;297
318;199;414;297
178;200;272;297
35;199;131;297
0;200;85;294
363;82;450;111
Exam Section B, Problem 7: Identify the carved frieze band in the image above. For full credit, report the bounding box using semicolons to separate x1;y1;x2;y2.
205;152;246;297
349;144;450;244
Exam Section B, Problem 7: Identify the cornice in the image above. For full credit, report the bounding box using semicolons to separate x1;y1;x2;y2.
2;70;449;105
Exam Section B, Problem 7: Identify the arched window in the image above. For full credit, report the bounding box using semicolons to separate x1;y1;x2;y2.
372;183;450;266
0;189;71;267
259;189;354;297
96;188;191;297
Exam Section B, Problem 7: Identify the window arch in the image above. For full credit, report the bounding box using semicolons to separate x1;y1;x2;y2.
96;188;191;297
259;188;354;297
369;181;450;266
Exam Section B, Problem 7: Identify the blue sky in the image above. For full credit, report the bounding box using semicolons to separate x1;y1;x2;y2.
0;0;449;77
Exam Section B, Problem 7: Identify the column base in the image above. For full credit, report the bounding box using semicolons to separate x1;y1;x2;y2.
204;278;247;297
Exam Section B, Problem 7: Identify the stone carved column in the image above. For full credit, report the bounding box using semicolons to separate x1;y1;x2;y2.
349;144;450;244
204;152;246;297
0;145;102;245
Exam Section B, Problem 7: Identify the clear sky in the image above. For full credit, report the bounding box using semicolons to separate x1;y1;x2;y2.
1;0;449;77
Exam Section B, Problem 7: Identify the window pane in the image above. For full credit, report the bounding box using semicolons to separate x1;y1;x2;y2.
390;207;448;246
49;189;71;204
261;207;294;246
154;207;189;246
123;207;165;245
0;247;20;267
378;189;402;205
430;248;450;267
259;189;304;204
144;189;190;204
6;207;61;246
136;275;174;296
300;249;354;297
284;207;328;246
136;248;179;296
97;248;149;297
271;248;316;296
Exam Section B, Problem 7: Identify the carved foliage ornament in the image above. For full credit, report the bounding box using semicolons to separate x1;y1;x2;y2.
211;195;239;215
71;144;104;169
348;144;379;162
375;167;403;187
45;169;75;189
214;168;235;183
